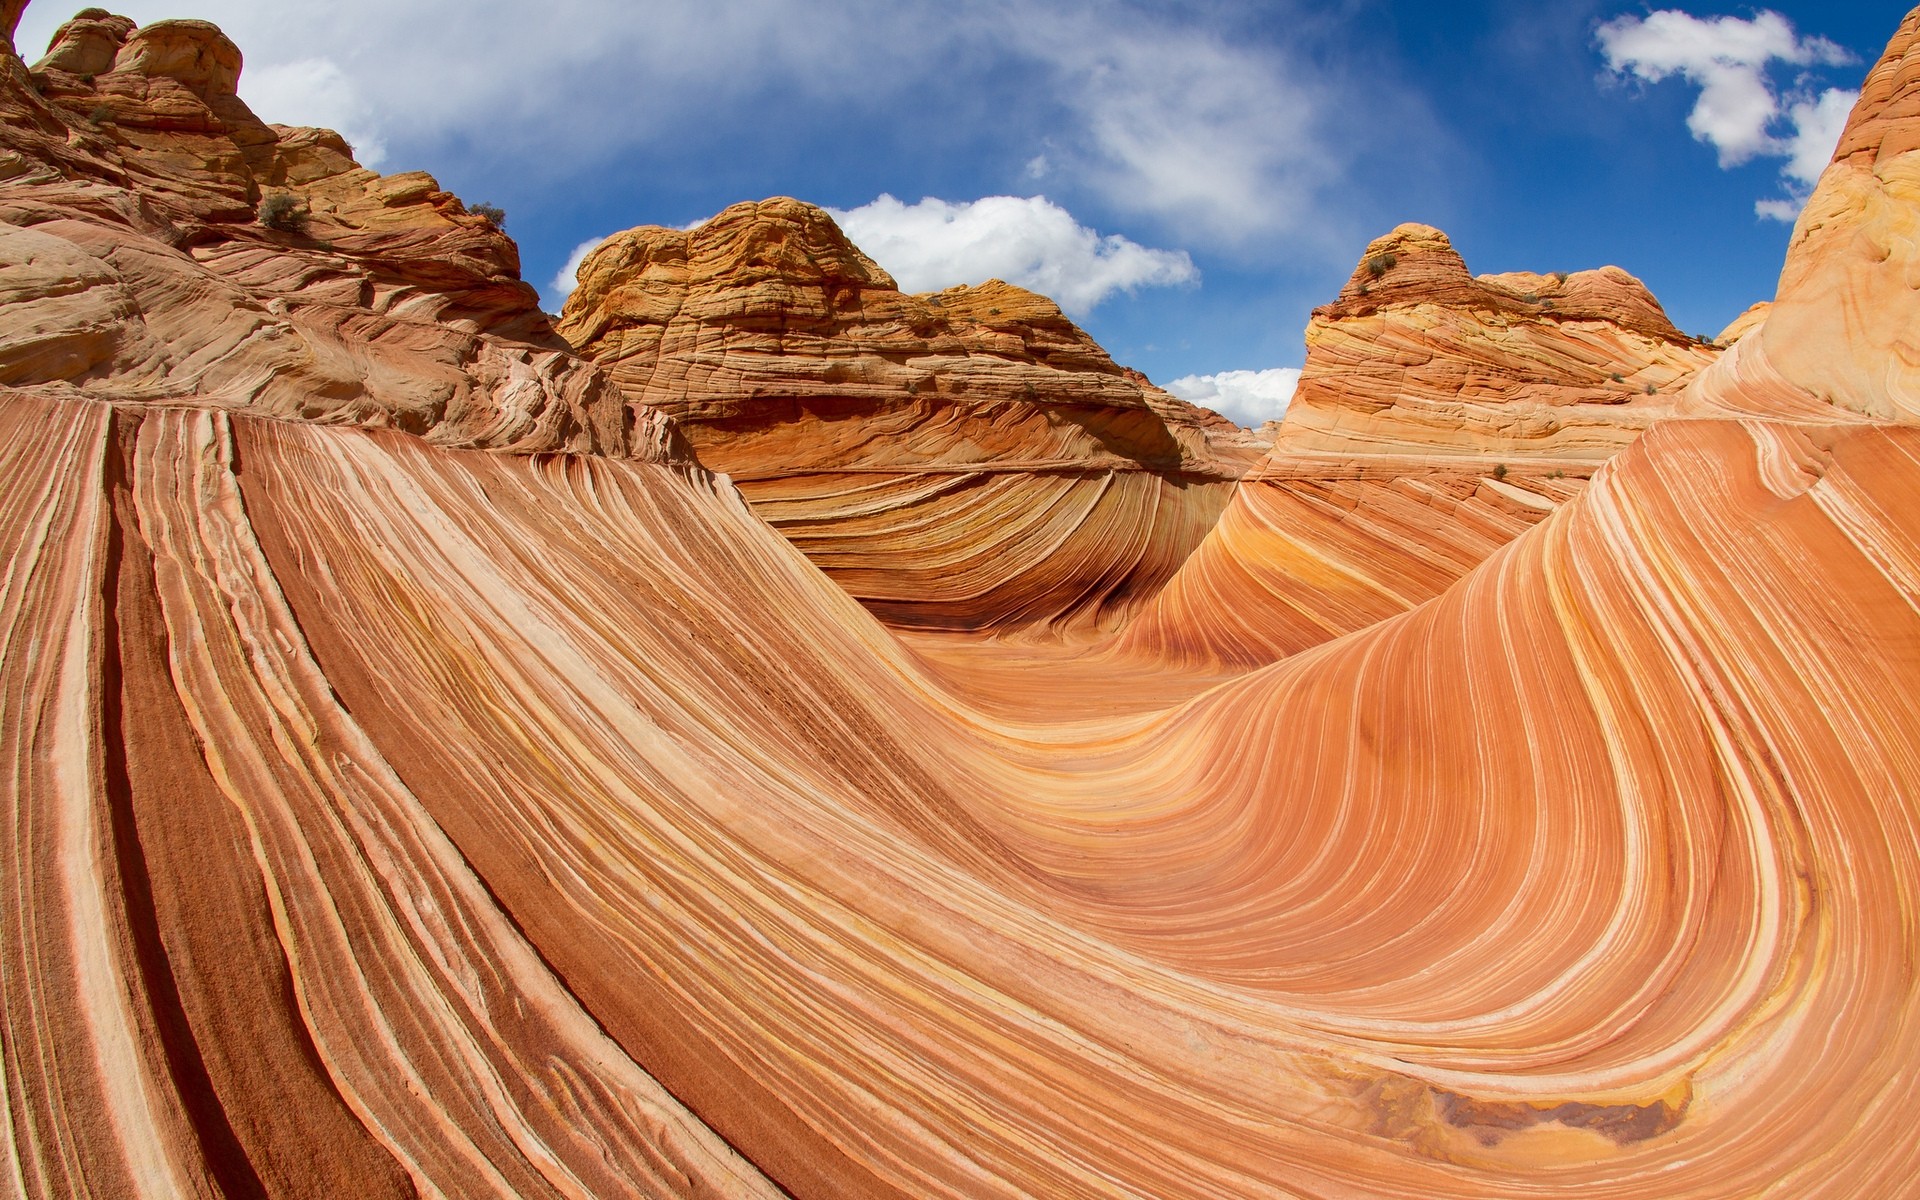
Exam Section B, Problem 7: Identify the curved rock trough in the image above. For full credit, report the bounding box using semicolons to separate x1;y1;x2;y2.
4;5;1920;1198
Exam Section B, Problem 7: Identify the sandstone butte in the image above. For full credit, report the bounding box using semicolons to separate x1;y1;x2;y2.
556;199;1266;635
3;1;1920;1197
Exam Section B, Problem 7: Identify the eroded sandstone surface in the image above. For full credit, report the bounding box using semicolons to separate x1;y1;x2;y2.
558;197;1264;633
5;4;1920;1200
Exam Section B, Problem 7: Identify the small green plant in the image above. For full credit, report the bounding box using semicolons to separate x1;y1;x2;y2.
1492;463;1509;480
1645;382;1658;395
1549;468;1565;479
257;191;305;231
1553;271;1569;283
1609;372;1624;383
1520;291;1540;304
86;104;112;125
468;202;506;227
1366;251;1398;278
1356;281;1371;295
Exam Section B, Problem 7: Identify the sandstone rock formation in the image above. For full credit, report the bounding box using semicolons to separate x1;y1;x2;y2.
5;4;1920;1200
1685;6;1920;425
0;5;652;457
558;198;1263;633
1276;222;1721;462
1117;227;1718;667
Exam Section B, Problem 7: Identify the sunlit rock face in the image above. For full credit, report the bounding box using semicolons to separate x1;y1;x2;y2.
1686;7;1920;426
1117;228;1716;669
6;6;1920;1200
0;6;653;456
1278;222;1720;461
558;197;1265;634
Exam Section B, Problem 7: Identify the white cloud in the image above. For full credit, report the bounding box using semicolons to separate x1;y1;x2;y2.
828;194;1197;316
243;58;388;166
547;235;608;305
1779;86;1858;186
13;1;1377;260
1162;368;1300;429
1597;10;1856;223
1003;8;1344;248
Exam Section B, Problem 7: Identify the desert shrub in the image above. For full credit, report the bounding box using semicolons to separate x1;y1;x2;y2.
1366;251;1397;278
469;202;507;227
1492;463;1509;480
87;104;112;125
1609;372;1624;382
257;191;305;231
1644;382;1658;395
1553;271;1569;283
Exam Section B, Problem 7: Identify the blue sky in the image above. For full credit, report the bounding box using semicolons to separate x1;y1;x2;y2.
16;1;1905;424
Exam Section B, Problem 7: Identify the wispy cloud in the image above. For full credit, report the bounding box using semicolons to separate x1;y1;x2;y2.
547;236;608;306
15;1;1387;261
829;194;1195;317
243;58;389;166
1162;368;1300;429
1596;8;1857;222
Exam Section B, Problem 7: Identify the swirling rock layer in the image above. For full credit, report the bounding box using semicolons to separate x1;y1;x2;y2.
558;198;1263;632
6;5;1920;1200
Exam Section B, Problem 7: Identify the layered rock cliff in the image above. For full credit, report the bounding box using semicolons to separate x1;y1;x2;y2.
558;198;1263;633
1276;222;1720;461
6;5;1920;1200
1118;228;1719;667
0;6;653;456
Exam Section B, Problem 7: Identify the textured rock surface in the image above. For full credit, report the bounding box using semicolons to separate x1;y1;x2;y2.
1278;223;1720;461
6;5;1920;1200
0;8;651;456
559;198;1263;633
1686;8;1920;425
1118;228;1716;667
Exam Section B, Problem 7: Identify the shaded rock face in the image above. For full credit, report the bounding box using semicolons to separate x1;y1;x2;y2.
561;197;1266;634
0;8;650;456
1279;223;1721;461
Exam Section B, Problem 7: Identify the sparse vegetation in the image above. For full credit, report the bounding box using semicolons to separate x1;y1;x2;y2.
1609;372;1624;383
1553;271;1569;284
1492;463;1509;480
1549;468;1565;479
1366;251;1398;278
257;190;306;231
1520;291;1540;304
87;105;112;125
1645;382;1658;395
469;202;507;227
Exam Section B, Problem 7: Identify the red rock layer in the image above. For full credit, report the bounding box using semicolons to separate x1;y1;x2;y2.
1116;227;1712;668
1279;223;1720;461
5;5;1920;1199
10;391;1920;1199
558;198;1263;633
0;7;652;456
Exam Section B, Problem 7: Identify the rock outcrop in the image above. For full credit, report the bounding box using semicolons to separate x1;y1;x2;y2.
560;197;1265;633
1686;7;1920;424
6;5;1920;1200
1118;227;1717;667
1277;223;1719;462
0;7;652;456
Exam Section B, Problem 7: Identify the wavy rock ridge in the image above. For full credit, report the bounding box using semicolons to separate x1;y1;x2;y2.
559;197;1264;634
4;4;1920;1200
